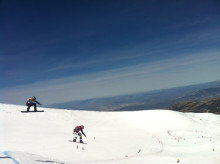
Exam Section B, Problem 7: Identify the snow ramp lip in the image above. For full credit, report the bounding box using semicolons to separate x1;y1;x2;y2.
2;151;21;164
1;151;64;164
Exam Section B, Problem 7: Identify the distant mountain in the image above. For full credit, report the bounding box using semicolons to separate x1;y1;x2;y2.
177;87;220;101
116;87;220;111
167;97;220;114
48;80;220;111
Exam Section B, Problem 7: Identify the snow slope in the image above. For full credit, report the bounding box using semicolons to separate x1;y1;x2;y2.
0;103;220;164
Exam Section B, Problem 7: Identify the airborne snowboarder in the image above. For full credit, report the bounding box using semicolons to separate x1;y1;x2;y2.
26;96;42;112
73;125;86;143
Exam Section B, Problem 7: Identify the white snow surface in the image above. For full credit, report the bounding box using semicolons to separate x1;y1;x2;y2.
0;103;220;164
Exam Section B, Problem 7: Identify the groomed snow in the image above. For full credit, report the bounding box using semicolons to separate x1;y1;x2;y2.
0;103;220;164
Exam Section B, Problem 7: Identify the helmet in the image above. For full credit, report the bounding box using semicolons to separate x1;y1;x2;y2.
81;125;84;129
32;96;36;100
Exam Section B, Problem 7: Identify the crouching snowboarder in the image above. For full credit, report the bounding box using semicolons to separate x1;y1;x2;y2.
26;96;41;112
73;125;86;143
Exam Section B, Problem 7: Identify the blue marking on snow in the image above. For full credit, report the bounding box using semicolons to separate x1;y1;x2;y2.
3;151;21;164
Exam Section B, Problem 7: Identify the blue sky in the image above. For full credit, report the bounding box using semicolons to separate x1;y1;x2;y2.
1;0;220;105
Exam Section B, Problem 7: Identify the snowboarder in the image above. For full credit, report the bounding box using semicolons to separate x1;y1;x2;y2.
26;96;41;112
73;125;86;143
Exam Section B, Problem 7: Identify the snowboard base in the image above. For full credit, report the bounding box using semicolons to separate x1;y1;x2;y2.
68;140;87;144
21;110;44;113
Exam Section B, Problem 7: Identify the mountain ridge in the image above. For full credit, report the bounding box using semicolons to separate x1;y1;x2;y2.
167;97;220;114
48;80;220;111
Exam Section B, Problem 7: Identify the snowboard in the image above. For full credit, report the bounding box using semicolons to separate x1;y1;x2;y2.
21;110;44;113
68;140;87;144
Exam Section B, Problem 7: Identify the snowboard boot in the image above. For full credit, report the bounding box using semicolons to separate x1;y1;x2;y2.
80;140;83;143
73;139;76;142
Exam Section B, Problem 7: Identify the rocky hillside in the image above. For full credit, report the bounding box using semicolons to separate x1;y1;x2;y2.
168;97;220;114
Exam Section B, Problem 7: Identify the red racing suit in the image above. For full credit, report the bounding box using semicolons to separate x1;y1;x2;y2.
73;126;86;137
